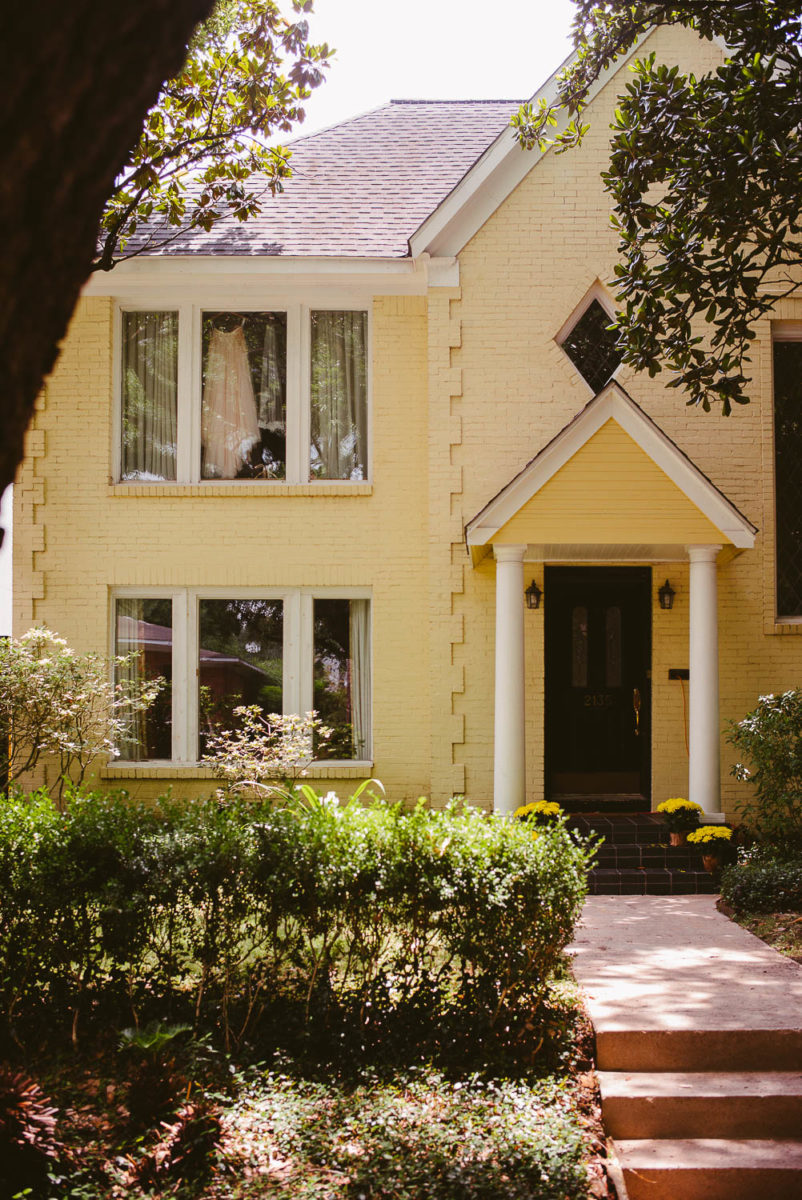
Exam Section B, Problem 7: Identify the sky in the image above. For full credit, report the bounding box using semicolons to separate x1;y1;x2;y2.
0;0;579;638
297;0;577;135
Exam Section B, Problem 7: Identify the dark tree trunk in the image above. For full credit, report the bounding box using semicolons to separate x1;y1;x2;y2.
0;1;215;536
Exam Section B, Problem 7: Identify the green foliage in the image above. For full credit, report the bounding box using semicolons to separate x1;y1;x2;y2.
238;1068;586;1200
0;790;593;1056
512;2;802;413
721;846;802;913
728;688;802;844
96;0;330;270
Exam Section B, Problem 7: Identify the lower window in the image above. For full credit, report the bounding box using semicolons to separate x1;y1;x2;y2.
114;590;371;763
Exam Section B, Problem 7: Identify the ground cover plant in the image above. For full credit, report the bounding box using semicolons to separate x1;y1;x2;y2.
0;786;605;1198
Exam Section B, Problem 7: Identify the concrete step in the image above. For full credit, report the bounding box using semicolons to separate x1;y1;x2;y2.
596;1027;802;1072
614;1137;802;1200
598;1071;802;1139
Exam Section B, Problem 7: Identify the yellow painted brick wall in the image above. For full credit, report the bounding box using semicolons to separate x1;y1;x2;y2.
14;294;432;802
438;23;802;818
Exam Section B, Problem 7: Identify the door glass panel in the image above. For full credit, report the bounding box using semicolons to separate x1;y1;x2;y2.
571;605;588;687
605;605;622;687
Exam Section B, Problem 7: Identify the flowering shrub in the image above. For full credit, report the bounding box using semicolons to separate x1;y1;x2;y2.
514;800;563;824
656;797;703;832
0;627;162;797
202;706;332;793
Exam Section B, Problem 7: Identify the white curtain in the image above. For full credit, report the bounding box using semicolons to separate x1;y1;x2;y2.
121;312;178;481
258;319;285;429
349;599;371;758
310;311;368;479
115;599;147;760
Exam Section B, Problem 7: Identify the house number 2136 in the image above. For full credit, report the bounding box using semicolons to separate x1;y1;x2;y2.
583;694;613;707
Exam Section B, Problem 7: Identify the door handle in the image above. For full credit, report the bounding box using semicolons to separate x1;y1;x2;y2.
632;687;641;736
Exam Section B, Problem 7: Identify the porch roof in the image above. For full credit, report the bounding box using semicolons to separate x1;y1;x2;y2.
465;382;757;564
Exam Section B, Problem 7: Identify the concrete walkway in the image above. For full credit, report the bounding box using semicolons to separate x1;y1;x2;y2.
570;896;802;1198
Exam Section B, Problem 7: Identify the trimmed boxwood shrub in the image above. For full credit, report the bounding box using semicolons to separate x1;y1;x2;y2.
720;849;802;913
0;789;594;1048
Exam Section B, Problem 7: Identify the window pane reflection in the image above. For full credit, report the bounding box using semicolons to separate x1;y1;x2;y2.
313;598;371;758
115;598;173;759
198;599;283;754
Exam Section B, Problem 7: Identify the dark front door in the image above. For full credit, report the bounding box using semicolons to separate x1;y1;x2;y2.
545;566;651;800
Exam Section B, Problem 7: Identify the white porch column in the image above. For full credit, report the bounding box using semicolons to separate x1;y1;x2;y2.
493;544;527;814
688;545;723;817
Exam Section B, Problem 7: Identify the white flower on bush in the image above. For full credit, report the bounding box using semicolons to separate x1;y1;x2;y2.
202;706;333;795
0;626;164;797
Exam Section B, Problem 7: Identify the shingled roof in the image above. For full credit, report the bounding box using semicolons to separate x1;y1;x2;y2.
128;99;521;260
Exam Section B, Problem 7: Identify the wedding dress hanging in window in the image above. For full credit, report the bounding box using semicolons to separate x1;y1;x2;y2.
202;325;260;478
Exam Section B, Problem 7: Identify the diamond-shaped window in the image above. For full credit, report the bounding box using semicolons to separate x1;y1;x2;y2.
560;298;622;392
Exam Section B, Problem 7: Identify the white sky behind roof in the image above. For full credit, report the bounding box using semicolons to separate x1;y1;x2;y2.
298;0;577;136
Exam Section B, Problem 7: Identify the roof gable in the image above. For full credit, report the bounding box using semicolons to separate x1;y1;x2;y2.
409;30;658;259
465;382;757;555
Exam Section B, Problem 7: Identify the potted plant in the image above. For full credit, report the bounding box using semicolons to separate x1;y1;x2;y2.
656;797;703;845
514;800;563;826
687;825;734;872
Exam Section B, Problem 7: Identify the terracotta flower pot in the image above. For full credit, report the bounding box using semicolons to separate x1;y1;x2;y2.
669;831;688;847
702;852;720;874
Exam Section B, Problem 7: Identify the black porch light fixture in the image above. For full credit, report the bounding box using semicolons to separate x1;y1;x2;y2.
658;579;676;611
525;580;542;610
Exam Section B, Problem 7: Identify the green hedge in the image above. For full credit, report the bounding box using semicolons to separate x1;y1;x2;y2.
0;790;593;1047
720;849;802;913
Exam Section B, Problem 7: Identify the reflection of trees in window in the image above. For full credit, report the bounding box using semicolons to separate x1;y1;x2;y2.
198;599;283;754
115;597;173;759
201;311;287;480
121;312;178;481
310;311;368;480
313;598;371;759
774;342;802;618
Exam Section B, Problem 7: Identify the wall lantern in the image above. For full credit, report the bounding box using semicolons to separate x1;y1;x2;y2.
525;580;542;610
658;579;676;611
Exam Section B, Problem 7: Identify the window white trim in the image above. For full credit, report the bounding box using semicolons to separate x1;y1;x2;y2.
113;300;372;486
110;586;373;766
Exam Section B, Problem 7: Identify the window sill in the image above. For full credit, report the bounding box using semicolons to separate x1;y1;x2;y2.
109;483;373;498
100;761;375;781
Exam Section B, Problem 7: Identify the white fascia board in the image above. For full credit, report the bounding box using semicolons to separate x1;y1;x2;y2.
83;255;432;298
466;382;757;549
409;30;657;260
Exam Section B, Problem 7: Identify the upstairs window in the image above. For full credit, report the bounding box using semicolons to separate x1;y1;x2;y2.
773;336;802;618
117;305;369;484
558;295;622;393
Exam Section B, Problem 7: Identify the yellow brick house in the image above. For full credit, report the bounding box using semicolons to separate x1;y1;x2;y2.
13;25;802;820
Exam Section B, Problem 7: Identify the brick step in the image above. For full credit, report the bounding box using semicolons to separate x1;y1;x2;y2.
614;1138;802;1200
569;813;670;845
588;867;719;895
598;1071;802;1139
593;843;701;869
